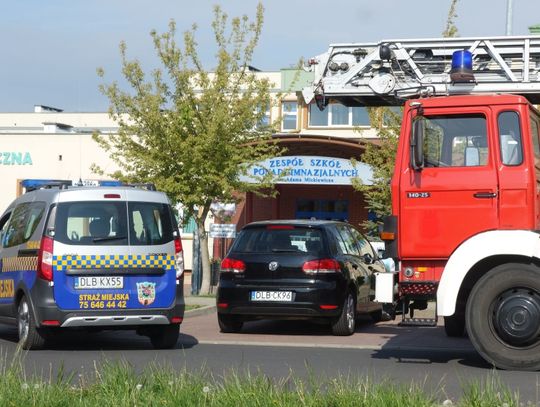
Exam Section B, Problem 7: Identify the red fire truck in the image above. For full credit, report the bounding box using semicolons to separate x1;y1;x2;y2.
303;36;540;370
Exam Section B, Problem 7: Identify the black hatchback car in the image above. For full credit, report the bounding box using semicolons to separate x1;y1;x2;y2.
216;220;385;335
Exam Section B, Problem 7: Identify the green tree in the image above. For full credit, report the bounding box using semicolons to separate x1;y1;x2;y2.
352;108;401;237
95;3;281;295
443;0;460;38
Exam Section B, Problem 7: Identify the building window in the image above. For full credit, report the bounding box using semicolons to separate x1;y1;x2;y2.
255;104;271;129
331;104;349;125
309;103;370;127
295;199;348;221
281;101;298;131
353;107;371;126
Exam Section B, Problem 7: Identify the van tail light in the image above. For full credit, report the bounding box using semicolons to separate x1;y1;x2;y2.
41;320;61;326
220;258;246;274
37;236;54;281
302;259;341;274
174;237;184;280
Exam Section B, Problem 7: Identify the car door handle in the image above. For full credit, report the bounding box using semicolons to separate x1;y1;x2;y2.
473;192;497;199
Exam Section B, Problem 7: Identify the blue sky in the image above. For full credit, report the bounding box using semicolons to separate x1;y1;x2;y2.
2;0;540;112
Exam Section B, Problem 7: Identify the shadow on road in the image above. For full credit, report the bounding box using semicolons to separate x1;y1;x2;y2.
370;322;491;369
237;315;381;336
0;326;199;351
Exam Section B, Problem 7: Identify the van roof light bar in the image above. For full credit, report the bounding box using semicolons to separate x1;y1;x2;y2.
123;183;157;191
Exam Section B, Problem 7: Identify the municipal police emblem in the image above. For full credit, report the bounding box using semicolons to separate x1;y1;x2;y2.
137;282;156;306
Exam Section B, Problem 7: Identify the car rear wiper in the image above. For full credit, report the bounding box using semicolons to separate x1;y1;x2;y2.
92;236;127;243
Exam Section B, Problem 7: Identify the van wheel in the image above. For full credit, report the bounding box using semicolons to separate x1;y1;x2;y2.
331;293;356;336
17;296;46;350
149;324;180;349
466;263;540;370
217;314;243;333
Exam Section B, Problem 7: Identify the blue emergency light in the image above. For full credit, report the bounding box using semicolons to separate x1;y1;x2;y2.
450;49;475;82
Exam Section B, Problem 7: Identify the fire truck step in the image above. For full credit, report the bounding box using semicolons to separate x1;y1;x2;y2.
399;318;438;327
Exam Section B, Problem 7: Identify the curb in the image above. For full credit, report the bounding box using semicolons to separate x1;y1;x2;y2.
184;305;216;318
196;339;477;353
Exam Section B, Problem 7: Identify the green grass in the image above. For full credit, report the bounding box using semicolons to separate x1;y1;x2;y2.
185;304;202;311
0;358;525;407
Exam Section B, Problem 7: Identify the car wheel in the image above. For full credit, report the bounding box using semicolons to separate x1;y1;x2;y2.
331;293;355;336
149;324;180;349
218;314;243;333
17;296;46;350
466;263;540;370
370;308;384;323
444;314;465;337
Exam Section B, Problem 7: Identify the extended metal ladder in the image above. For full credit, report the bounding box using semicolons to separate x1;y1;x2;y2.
302;35;540;106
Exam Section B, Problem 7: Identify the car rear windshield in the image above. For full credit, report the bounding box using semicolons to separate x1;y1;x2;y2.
54;201;174;246
232;226;324;254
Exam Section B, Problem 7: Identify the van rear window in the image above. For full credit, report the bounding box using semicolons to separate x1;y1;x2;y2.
54;201;173;246
232;227;324;253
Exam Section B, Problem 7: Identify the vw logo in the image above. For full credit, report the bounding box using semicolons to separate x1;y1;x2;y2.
268;261;279;271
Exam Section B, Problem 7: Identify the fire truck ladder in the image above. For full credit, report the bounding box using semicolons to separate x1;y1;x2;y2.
302;35;540;107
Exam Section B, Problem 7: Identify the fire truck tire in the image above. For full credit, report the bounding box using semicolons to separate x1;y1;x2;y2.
444;314;465;337
466;263;540;371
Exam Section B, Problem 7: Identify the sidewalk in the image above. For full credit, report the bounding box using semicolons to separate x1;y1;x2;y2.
183;277;217;317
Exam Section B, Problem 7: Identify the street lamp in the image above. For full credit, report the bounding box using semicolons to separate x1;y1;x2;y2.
506;0;513;35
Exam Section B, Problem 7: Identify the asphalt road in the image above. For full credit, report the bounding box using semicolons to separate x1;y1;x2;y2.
0;313;538;404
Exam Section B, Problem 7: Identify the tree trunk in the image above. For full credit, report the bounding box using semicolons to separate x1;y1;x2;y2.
198;207;212;295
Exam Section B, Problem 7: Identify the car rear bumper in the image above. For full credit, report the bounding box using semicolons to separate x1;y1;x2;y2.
30;279;185;328
217;279;345;319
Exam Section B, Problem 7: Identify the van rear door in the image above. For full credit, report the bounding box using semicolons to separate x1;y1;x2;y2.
51;197;176;311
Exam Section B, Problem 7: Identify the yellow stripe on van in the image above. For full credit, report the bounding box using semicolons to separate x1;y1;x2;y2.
1;257;38;273
52;255;175;271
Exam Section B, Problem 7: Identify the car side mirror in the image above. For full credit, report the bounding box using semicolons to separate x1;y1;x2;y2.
362;253;374;265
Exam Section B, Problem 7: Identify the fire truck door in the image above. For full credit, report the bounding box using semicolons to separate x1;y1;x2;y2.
399;109;499;259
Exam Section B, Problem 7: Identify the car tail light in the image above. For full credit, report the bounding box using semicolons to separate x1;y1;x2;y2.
37;236;54;281
217;303;228;309
103;194;121;199
220;258;246;274
171;316;183;324
174;237;184;280
41;320;61;326
302;259;340;274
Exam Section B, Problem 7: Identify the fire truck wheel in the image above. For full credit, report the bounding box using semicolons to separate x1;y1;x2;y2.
466;263;540;371
444;314;465;337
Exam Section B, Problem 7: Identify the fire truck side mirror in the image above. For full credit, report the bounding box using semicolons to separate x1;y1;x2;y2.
411;119;425;171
